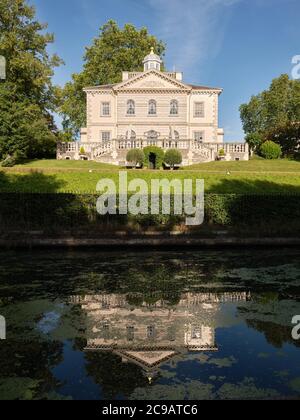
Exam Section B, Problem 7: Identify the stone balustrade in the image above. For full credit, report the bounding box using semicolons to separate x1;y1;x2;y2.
57;140;249;164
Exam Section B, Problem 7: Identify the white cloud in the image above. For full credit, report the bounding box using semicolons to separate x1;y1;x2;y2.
147;0;241;77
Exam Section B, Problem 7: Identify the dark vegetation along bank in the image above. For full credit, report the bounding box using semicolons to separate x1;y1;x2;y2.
0;192;300;246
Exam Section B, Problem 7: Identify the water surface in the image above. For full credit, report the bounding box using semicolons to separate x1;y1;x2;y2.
0;249;300;400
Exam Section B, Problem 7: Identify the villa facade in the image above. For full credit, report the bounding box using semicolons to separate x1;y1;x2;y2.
70;291;251;381
57;49;249;165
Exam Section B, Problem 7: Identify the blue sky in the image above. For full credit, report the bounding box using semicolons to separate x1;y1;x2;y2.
32;0;299;140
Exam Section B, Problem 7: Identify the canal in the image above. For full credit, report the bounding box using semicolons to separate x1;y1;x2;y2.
0;249;300;400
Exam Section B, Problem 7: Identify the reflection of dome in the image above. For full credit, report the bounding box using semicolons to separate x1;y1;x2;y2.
143;48;162;71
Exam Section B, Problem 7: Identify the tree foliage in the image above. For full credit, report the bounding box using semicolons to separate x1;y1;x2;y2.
266;122;300;159
245;132;264;153
0;0;62;162
164;149;182;168
60;20;166;136
240;75;300;157
240;75;300;135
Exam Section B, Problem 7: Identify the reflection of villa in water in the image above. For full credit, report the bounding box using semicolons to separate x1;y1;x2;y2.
71;292;250;380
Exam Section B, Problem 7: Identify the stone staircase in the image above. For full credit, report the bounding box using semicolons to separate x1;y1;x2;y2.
190;143;215;164
92;141;215;166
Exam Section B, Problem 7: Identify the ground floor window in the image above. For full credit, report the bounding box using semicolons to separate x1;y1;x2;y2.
101;131;111;142
147;325;156;339
194;131;204;142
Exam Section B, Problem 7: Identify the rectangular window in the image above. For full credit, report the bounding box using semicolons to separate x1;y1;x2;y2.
101;131;111;142
194;131;204;142
194;102;205;118
147;325;155;339
192;326;202;340
101;102;110;116
127;326;135;342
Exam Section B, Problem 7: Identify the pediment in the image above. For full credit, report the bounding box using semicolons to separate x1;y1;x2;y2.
116;70;190;91
122;350;177;367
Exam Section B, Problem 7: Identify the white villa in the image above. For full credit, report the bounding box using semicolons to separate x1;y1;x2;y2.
57;49;249;166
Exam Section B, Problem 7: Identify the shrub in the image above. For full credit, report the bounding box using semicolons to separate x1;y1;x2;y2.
0;153;22;167
218;149;225;157
79;146;86;155
1;156;17;168
143;146;165;169
126;149;145;167
164;149;183;169
260;141;282;160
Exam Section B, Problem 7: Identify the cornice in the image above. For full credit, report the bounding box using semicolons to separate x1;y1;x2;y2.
116;88;189;94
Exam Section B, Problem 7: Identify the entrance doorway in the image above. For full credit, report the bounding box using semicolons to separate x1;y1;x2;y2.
149;153;156;169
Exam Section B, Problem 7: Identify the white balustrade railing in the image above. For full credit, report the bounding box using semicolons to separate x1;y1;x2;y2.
58;140;248;157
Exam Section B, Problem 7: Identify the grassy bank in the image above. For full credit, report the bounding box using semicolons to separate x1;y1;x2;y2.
1;159;300;194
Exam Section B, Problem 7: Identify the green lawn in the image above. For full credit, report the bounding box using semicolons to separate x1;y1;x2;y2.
1;158;300;194
186;157;300;173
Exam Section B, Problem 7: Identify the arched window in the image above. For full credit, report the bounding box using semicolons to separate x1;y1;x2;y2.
170;100;178;115
174;130;180;140
148;100;157;115
127;100;135;115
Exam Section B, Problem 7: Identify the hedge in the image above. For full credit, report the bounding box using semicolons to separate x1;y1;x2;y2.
0;193;299;235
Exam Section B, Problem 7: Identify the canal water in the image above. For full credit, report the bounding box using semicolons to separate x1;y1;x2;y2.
0;249;300;400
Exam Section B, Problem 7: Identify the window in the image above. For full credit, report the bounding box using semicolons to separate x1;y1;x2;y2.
148;100;157;115
127;100;135;115
174;130;180;140
194;102;205;118
147;325;156;339
102;322;110;339
194;132;204;142
127;326;135;342
170;100;178;115
192;326;202;340
101;102;110;116
101;131;111;142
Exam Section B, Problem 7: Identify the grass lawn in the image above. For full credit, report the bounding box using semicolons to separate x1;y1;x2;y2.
0;158;300;194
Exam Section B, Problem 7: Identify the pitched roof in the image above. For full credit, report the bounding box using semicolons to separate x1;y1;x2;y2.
188;84;222;91
83;80;222;92
83;84;117;90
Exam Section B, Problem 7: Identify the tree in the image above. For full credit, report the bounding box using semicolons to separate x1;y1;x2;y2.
0;0;62;108
0;0;62;162
240;75;300;157
126;149;144;167
60;20;166;136
245;132;264;154
266;122;300;159
260;141;282;160
0;86;57;163
164;149;182;169
240;75;300;135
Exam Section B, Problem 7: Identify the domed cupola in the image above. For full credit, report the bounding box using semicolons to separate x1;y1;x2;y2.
143;48;162;72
